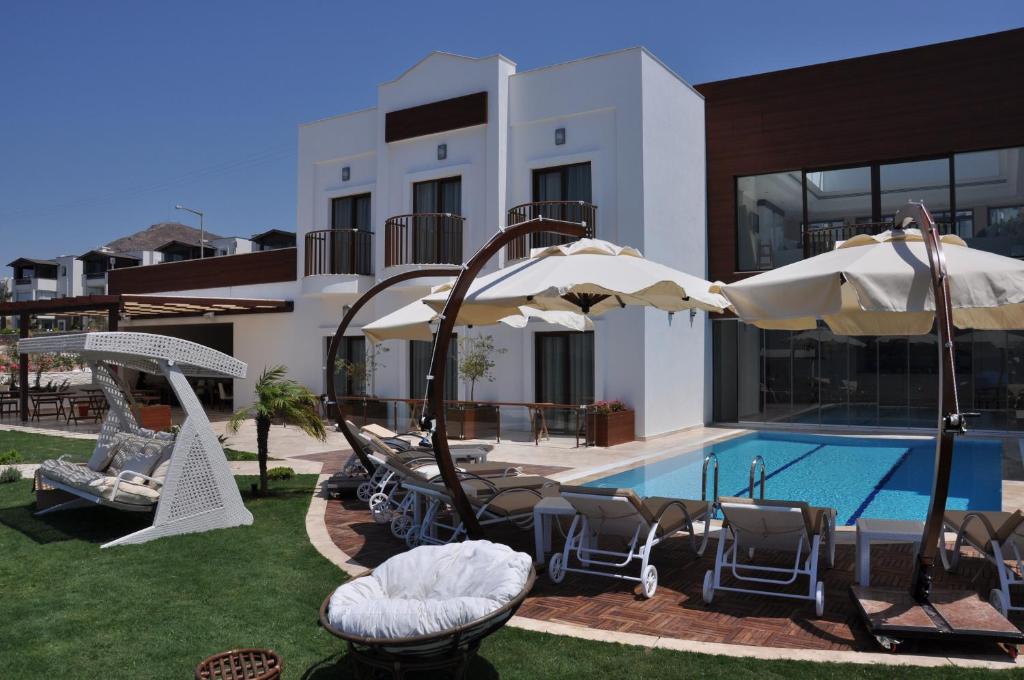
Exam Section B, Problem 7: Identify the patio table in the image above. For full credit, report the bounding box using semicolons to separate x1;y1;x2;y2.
532;496;576;565
855;518;924;586
30;393;66;421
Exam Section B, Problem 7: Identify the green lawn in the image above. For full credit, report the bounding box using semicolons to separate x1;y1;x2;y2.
0;430;259;463
0;473;1015;678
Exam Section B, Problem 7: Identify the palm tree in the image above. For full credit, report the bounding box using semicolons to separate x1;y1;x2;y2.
227;365;326;494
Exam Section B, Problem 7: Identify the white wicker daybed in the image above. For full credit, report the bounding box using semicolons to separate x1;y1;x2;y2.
24;332;253;548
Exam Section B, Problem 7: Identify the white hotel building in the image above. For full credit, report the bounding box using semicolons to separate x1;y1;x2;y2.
113;48;711;439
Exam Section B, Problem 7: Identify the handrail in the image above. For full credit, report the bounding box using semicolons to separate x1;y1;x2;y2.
749;455;766;500
384;213;465;268
702;453;720;505
304;228;373;276
505;201;597;261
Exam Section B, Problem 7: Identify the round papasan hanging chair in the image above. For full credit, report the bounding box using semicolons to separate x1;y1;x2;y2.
320;540;535;678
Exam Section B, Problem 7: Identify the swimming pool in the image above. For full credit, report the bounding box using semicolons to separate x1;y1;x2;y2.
584;431;1004;525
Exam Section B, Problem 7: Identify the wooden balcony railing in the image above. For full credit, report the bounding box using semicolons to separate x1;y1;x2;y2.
802;220;954;258
304;229;373;276
504;201;597;261
384;213;464;267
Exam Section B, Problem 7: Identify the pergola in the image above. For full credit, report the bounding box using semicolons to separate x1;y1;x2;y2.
0;293;292;421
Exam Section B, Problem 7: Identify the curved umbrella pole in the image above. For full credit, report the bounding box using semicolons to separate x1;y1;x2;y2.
909;201;973;603
423;218;588;539
327;267;463;474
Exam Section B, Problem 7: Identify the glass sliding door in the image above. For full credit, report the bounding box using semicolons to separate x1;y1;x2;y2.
762;330;792;422
532;163;593;246
535;331;594;432
326;336;366;398
409;337;457;402
331;193;372;274
413;177;461;263
735;172;803;270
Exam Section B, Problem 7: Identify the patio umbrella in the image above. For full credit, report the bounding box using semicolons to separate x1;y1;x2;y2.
362;293;591;344
423;238;729;323
715;201;1024;623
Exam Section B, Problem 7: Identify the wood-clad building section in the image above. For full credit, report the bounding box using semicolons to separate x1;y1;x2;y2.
108;248;297;294
696;29;1024;284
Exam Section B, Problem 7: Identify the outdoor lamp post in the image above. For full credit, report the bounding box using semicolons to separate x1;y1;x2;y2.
174;204;206;259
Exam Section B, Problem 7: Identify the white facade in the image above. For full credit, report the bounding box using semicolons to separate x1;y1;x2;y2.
122;48;711;440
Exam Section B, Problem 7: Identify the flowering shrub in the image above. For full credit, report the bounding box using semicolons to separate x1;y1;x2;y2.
591;399;629;415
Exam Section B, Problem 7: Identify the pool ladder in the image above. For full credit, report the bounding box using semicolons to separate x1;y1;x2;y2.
749;455;766;500
702;453;720;513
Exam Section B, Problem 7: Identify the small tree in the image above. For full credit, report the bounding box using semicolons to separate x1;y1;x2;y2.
227;365;326;494
33;354;55;389
336;343;389;397
458;334;507;401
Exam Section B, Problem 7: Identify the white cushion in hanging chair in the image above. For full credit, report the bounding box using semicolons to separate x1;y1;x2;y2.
326;540;532;639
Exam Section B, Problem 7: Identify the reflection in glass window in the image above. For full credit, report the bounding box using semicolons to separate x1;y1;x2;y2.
879;158;950;229
955;147;1024;257
804;166;872;256
736;172;803;271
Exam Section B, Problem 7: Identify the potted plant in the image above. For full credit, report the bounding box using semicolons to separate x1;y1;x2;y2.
451;334;506;439
336;343;390;423
587;400;635;447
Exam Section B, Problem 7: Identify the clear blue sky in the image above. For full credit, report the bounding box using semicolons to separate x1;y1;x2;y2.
2;0;1021;266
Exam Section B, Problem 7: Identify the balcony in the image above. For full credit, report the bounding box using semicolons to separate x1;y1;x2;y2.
304;229;373;276
84;271;107;281
802;220;954;259
384;213;464;268
504;201;597;262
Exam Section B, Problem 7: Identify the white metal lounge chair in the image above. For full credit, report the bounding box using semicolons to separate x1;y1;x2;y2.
403;476;557;548
702;496;835;616
940;509;1024;617
548;486;711;598
25;332;252;548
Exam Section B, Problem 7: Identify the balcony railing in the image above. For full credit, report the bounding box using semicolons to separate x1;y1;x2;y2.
504;201;597;262
384;213;464;268
802;220;953;258
14;277;33;285
84;271;107;280
304;229;374;276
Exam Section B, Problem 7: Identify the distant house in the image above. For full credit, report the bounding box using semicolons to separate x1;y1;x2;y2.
77;249;141;295
155;239;218;262
250;229;296;251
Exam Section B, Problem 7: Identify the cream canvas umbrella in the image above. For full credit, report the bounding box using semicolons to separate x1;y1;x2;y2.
423;238;729;323
363;293;591;344
715;201;1024;643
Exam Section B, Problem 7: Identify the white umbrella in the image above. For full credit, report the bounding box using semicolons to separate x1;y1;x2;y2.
362;296;592;344
715;228;1024;335
423;238;729;322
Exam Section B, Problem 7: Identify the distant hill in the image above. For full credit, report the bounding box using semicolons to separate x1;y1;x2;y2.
104;222;224;253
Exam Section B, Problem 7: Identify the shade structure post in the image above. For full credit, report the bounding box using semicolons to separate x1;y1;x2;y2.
909;201;966;603
18;312;29;422
424;218;588;539
326;268;462;474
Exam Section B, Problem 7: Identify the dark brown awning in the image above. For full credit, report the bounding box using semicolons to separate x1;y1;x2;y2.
0;294;293;320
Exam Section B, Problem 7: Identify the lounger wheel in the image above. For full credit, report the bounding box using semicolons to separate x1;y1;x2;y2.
990;588;1009;617
814;581;825;617
405;527;421;548
356;482;374;503
702;570;714;604
547;553;566;584
369;494;391;523
390;514;412;539
640;565;658;599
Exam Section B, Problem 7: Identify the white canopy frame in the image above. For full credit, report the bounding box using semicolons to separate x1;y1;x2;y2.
22;332;253;548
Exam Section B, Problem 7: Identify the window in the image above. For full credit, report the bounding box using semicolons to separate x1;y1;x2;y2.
409;337;457;401
412;177;461;264
530;163;594;242
331;193;371;230
413;177;461;215
327;336;366;397
736;171;803;270
955;147;1024;257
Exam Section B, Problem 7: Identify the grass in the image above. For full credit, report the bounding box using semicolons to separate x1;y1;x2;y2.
0;468;1016;678
0;430;95;463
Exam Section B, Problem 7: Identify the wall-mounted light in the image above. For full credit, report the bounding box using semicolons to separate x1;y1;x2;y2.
555;128;566;146
341;166;350;182
437;143;447;160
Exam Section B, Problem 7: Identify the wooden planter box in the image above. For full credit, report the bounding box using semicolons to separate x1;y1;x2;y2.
447;405;498;440
587;409;635;447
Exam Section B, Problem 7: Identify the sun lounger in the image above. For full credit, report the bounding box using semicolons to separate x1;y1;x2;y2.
702;496;835;616
547;486;710;598
941;509;1024;616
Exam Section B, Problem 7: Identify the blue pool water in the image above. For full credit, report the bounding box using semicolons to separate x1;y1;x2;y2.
585;432;1003;525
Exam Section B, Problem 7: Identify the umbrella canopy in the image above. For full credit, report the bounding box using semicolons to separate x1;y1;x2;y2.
715;228;1024;335
362;296;591;344
423;238;729;323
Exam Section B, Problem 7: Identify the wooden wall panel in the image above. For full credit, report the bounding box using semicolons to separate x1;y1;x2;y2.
696;29;1024;283
384;91;487;143
108;248;297;295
